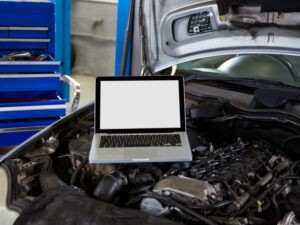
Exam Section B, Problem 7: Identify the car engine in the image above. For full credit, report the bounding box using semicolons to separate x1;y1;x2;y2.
64;133;300;225
5;104;300;225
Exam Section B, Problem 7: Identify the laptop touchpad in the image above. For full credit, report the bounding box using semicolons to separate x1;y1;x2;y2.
124;149;158;158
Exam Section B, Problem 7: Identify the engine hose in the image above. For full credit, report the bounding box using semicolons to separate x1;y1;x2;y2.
272;196;281;217
271;182;292;217
191;200;233;210
281;136;300;149
165;202;218;225
207;216;230;224
287;161;300;175
169;207;197;223
70;158;89;185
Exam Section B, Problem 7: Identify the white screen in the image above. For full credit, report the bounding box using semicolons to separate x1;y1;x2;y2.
100;80;181;130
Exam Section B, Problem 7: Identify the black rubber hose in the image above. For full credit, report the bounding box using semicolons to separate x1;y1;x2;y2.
190;200;233;210
271;194;281;217
281;136;300;149
177;206;218;225
70;158;89;186
287;161;300;175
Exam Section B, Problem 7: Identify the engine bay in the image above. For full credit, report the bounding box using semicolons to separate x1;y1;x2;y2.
2;92;300;225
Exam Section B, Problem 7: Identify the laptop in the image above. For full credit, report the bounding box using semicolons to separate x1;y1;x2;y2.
89;76;192;163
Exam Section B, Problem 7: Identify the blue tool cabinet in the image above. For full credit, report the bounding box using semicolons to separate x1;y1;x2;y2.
0;1;69;146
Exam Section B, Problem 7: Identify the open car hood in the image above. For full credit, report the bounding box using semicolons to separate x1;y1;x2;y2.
140;0;300;73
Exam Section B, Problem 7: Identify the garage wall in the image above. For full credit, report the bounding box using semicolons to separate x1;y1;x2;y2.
71;0;118;76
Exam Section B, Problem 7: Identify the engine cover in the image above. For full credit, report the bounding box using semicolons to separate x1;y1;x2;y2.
153;175;218;205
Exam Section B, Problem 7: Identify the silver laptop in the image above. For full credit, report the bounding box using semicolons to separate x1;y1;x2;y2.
89;76;192;163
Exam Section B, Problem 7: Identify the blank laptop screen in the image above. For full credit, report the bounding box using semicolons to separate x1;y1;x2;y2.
99;80;181;130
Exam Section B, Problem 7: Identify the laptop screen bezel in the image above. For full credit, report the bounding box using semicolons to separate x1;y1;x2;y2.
95;76;186;133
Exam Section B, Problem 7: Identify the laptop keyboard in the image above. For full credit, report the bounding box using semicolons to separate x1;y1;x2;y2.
99;134;182;148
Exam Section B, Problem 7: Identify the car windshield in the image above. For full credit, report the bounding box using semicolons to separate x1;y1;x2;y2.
173;54;300;87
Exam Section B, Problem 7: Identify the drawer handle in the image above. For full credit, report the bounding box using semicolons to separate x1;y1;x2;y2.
0;26;48;31
0;38;50;43
62;75;81;113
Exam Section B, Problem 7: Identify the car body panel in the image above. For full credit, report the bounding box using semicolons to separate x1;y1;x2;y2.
0;167;19;225
139;0;300;73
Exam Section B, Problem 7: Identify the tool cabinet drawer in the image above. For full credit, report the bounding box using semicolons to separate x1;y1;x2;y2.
0;61;60;73
0;74;61;92
0;26;50;38
0;30;8;38
0;119;56;146
0;26;53;52
0;1;55;53
0;91;66;120
0;2;56;73
0;2;55;26
9;28;49;39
